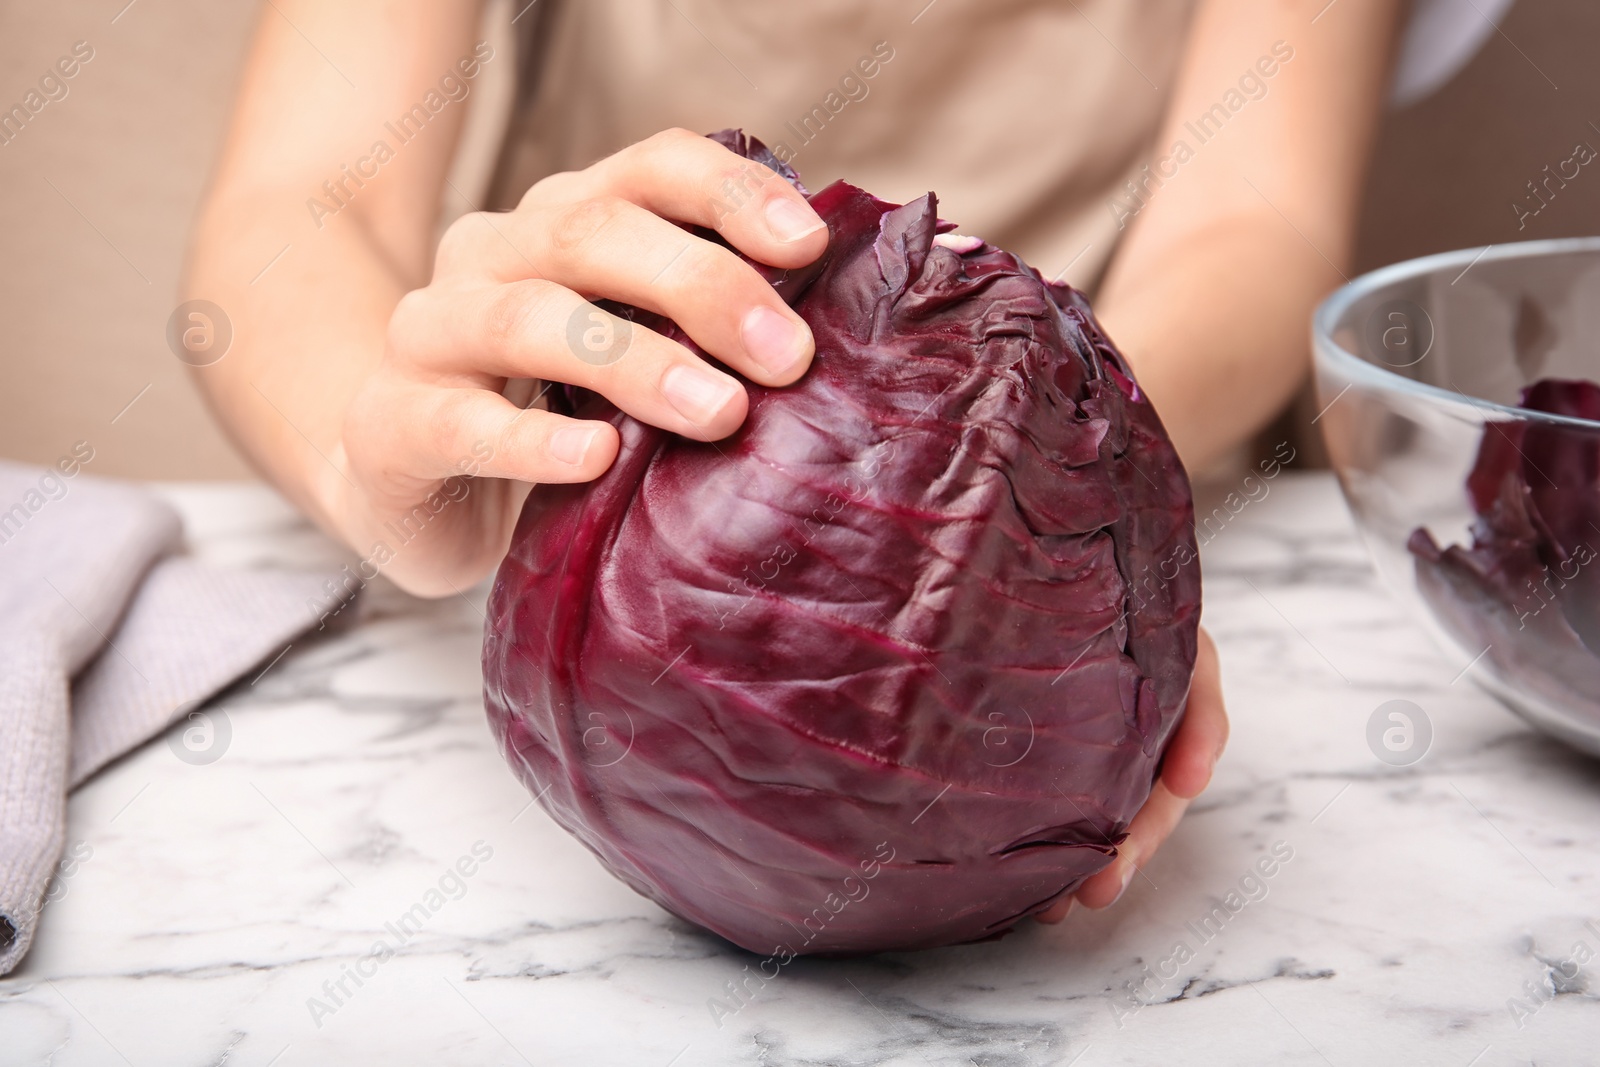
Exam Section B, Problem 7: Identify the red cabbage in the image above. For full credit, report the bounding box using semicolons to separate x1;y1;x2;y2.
1409;378;1600;712
482;131;1200;954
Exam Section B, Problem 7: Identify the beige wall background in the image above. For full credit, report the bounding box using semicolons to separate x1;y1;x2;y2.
1;1;258;478
0;0;513;480
1354;1;1600;269
2;1;1597;480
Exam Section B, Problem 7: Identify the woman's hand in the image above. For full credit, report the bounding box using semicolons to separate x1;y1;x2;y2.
190;1;832;601
332;130;829;595
1038;627;1228;922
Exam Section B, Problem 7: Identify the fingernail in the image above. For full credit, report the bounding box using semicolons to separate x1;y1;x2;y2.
662;364;741;426
764;197;826;243
1110;864;1135;906
741;305;808;377
549;425;598;465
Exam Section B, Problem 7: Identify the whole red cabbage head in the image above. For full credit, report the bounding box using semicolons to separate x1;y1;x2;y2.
482;130;1200;954
1409;378;1600;712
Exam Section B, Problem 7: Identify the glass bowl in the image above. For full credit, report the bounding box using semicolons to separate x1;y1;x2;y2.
1313;237;1600;756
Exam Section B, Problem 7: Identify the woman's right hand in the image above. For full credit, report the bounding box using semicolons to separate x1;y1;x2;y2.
334;129;831;595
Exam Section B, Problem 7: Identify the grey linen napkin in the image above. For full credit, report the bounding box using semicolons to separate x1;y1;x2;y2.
0;460;352;974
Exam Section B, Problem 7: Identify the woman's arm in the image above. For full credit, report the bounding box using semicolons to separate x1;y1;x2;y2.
1096;0;1403;474
185;0;491;571
185;0;828;597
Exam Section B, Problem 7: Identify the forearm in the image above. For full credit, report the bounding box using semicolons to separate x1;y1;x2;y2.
1094;0;1400;475
183;191;412;537
1096;209;1340;474
179;0;483;546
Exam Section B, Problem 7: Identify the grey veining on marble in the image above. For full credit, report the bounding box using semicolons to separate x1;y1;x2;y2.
1;473;1596;1066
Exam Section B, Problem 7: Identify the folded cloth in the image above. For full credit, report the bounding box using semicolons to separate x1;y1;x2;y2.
0;460;352;975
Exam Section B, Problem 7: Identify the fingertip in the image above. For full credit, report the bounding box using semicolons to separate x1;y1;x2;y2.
1161;631;1227;800
742;190;827;269
694;392;749;442
1162;747;1216;800
531;418;620;483
548;423;599;466
661;363;748;438
1078;860;1135;910
739;304;814;385
766;347;814;388
584;420;622;472
697;381;749;441
763;195;827;245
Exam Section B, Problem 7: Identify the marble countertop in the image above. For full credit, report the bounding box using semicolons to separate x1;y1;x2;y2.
2;472;1596;1066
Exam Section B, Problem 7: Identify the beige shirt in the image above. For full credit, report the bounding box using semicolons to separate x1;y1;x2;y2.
487;0;1197;293
0;0;1204;480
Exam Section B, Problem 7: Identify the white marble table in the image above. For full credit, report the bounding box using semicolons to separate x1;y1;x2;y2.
2;472;1596;1066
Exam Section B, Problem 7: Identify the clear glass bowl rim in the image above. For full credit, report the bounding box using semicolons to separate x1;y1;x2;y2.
1312;235;1600;432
